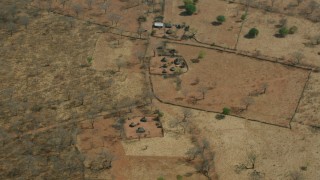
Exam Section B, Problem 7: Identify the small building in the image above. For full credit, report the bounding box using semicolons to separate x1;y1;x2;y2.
153;22;164;28
136;127;146;133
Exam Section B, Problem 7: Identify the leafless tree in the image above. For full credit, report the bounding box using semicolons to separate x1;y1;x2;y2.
241;96;254;110
182;108;192;122
19;16;29;29
292;51;304;64
108;13;122;26
86;0;95;10
308;1;319;15
289;171;303;180
261;83;268;94
270;0;276;7
100;2;109;14
201;138;210;153
115;55;127;72
279;18;287;27
198;86;209;100
7;22;16;36
186;146;201;161
72;4;83;17
137;27;145;38
59;0;69;9
296;0;304;6
65;16;75;28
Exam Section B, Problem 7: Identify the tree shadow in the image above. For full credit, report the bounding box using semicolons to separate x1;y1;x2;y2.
274;34;284;38
274;24;282;28
211;21;221;26
178;5;185;9
244;34;254;39
179;11;191;16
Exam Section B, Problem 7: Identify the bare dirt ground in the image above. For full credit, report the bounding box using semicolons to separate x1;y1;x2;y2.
164;0;243;48
238;7;320;67
154;100;320;180
294;72;320;127
77;108;197;179
151;43;309;127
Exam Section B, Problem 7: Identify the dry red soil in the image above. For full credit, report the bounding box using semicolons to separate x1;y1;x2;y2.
151;43;310;127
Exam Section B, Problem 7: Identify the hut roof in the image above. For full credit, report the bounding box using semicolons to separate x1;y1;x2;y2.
136;127;146;133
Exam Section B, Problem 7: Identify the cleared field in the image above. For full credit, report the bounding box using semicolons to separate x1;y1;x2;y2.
153;100;320;180
294;72;320;127
237;7;320;67
164;0;243;48
151;43;310;127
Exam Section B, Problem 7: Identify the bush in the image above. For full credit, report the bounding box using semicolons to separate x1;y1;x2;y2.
215;114;225;120
185;4;196;15
241;13;247;21
151;30;156;36
87;56;93;64
288;26;298;34
138;15;147;22
248;28;259;38
198;50;205;59
279;27;289;37
216;15;226;24
176;175;183;180
222;107;230;115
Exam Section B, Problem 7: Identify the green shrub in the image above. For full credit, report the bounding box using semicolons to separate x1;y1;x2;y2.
157;177;165;180
248;28;259;38
222;107;231;115
241;13;247;21
288;26;298;34
87;56;93;64
176;175;183;180
279;27;289;37
185;4;196;15
216;15;226;24
198;50;205;59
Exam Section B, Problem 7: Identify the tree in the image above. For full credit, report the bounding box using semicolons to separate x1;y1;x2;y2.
72;4;83;17
186;146;201;161
7;22;16;36
222;107;230;115
182;109;192;122
198;50;205;59
86;0;95;9
308;1;319;15
278;18;287;28
100;2;109;14
198;86;208;99
115;55;126;72
216;15;226;24
185;4;196;15
19;16;29;29
90;148;115;171
108;13;122;26
279;27;289;37
296;0;304;6
289;26;298;34
247;28;259;38
292;51;304;64
241;97;254;110
59;0;69;9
